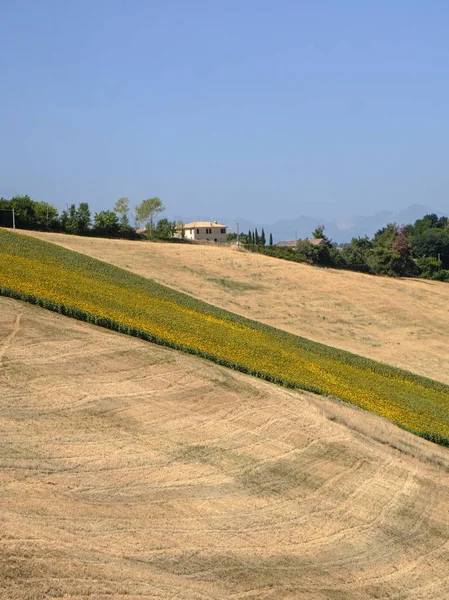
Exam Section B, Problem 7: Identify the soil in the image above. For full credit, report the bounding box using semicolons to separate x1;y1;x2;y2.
1;296;449;599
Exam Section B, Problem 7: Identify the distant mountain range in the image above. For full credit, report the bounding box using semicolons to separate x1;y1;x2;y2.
170;204;444;244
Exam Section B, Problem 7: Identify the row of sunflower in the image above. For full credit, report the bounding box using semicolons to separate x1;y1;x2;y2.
1;229;448;446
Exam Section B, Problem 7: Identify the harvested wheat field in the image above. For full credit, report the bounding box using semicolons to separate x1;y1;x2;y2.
1;296;449;599
19;230;449;384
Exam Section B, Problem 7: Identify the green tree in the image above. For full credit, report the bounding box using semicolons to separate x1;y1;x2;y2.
61;204;78;234
312;224;332;246
77;202;91;233
296;239;334;266
114;197;130;227
94;210;120;236
254;228;259;245
135;197;164;235
369;224;418;276
0;196;59;230
340;236;373;273
412;228;449;268
269;232;273;246
8;195;35;229
312;224;325;239
154;218;176;240
416;257;449;281
260;228;266;246
296;225;340;267
62;203;91;235
0;198;12;227
33;201;59;229
411;213;441;236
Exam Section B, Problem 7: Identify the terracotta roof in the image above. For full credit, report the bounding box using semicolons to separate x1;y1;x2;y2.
276;240;297;248
183;221;227;228
276;238;324;248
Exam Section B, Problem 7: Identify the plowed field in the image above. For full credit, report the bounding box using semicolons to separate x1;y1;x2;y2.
1;297;449;599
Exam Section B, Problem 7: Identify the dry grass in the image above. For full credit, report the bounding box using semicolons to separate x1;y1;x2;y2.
18;230;449;384
1;296;449;599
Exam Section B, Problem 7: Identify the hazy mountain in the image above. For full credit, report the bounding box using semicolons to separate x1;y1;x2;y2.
233;205;441;243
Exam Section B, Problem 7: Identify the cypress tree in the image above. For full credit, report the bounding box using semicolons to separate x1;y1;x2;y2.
269;232;273;246
255;228;259;245
260;228;266;246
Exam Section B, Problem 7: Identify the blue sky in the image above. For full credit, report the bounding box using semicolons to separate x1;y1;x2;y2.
1;0;448;222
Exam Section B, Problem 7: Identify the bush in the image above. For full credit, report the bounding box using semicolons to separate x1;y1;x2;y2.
416;257;449;281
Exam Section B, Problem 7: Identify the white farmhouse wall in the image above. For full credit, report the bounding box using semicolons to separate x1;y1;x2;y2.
183;222;227;242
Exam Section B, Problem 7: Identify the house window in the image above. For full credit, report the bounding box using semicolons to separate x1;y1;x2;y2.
220;228;226;234
197;228;200;234
205;228;212;234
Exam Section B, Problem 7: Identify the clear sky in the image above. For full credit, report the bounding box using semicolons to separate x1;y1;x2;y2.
1;0;448;222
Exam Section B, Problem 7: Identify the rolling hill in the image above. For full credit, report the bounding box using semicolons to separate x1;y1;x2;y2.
2;229;449;444
1;296;449;599
18;229;449;385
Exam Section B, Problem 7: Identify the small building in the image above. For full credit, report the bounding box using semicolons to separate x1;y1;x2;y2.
276;238;324;248
305;238;325;246
182;221;227;243
276;240;297;248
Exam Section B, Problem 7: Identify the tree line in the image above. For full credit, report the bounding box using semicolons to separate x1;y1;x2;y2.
0;195;173;239
2;195;448;281
244;216;449;282
227;228;274;246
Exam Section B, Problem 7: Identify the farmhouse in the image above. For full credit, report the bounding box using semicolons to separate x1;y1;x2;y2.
182;221;227;242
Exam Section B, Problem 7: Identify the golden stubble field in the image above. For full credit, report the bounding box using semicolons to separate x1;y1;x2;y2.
18;230;449;384
1;296;449;599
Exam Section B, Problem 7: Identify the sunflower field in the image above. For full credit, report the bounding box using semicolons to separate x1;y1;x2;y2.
1;229;449;445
